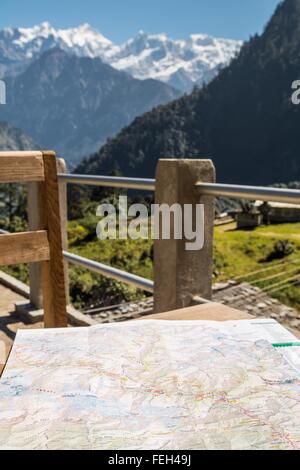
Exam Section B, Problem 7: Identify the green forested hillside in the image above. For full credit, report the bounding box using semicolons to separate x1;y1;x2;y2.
77;0;300;186
0;49;180;166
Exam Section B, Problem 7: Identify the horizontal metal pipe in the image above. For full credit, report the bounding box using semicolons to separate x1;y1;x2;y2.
58;174;156;192
195;183;300;205
64;251;154;293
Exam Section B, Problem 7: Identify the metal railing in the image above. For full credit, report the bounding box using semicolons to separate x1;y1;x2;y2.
195;183;300;205
59;173;156;293
1;175;155;295
59;174;300;204
58;174;156;192
3;172;300;296
59;172;300;295
64;251;154;293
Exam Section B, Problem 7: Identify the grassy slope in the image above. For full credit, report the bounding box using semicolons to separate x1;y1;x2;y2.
214;223;300;278
214;222;300;311
67;217;300;310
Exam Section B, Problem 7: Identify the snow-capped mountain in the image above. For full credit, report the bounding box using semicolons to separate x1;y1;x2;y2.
0;23;242;92
0;49;181;164
0;22;114;77
108;31;242;92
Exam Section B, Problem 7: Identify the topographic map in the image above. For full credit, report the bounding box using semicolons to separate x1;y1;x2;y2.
0;320;300;450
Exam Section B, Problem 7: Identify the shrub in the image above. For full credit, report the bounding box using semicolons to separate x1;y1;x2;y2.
265;240;295;262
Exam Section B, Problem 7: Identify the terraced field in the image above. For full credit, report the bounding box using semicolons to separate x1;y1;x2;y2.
214;222;300;312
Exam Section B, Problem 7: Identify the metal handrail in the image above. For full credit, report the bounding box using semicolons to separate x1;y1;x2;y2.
56;174;300;295
195;183;300;205
0;228;154;292
4;172;300;296
58;174;156;192
59;173;300;204
64;251;154;293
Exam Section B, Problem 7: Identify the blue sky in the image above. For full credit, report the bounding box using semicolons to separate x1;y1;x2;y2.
1;0;281;42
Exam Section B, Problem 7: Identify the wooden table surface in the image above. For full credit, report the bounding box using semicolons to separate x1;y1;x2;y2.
140;302;253;321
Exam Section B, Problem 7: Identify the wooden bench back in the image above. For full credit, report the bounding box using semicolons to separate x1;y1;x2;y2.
0;151;68;328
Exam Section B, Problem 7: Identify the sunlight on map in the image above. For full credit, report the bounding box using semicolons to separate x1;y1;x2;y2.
0;320;300;450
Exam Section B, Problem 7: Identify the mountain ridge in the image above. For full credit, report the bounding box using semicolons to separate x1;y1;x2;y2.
0;22;242;92
0;121;38;151
77;0;300;186
0;48;181;164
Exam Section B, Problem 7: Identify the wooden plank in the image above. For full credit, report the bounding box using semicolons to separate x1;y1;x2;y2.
0;231;50;266
57;158;70;304
139;303;253;321
154;160;216;313
0;152;44;183
41;151;68;328
0;151;43;157
27;181;47;309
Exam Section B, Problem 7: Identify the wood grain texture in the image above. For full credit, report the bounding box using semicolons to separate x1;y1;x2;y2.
57;158;70;304
138;303;253;321
0;151;43;157
0;152;45;183
0;231;50;266
27;159;69;309
27;181;47;309
41;151;68;328
154;159;216;314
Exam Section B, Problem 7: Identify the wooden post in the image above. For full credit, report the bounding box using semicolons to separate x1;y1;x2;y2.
56;158;69;305
154;159;216;314
28;155;69;322
28;182;45;310
41;151;67;327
